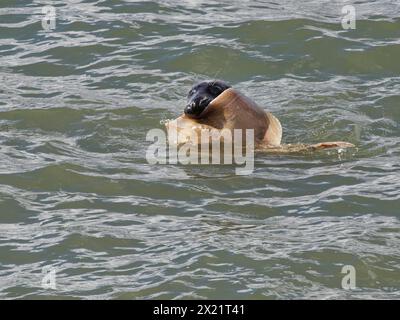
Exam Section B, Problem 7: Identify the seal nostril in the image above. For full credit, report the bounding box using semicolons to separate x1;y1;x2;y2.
185;105;193;114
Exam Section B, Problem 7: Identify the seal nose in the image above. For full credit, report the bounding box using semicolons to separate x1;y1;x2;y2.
185;97;211;117
185;101;196;114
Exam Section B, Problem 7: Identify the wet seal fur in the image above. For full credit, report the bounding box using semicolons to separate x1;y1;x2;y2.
165;83;355;153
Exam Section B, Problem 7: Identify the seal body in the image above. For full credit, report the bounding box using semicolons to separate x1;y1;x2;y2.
166;88;282;147
165;83;354;153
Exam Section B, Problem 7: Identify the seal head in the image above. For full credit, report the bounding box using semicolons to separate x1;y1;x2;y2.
184;80;231;118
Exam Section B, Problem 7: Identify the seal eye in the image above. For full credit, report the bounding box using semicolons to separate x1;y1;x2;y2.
208;83;223;97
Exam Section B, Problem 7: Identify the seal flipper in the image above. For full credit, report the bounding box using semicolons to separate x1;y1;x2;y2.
308;141;355;150
257;141;355;154
263;112;282;147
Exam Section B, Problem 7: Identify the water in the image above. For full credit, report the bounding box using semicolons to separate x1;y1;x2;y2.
0;0;399;299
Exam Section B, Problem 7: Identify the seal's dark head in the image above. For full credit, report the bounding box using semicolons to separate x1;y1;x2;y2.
184;80;231;118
